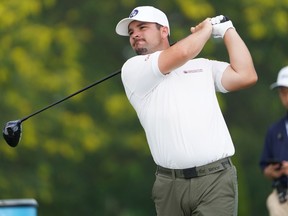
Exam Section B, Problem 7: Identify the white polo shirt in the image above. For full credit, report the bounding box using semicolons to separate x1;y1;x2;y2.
121;51;235;169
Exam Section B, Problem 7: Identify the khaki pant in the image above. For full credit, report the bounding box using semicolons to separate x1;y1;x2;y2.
267;190;288;216
152;166;238;216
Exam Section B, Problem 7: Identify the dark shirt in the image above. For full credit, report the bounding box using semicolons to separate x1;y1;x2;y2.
260;114;288;186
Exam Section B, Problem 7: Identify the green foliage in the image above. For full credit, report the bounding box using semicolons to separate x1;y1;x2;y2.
177;0;215;19
0;0;288;215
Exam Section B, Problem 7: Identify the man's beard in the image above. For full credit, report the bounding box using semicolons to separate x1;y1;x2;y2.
135;47;148;55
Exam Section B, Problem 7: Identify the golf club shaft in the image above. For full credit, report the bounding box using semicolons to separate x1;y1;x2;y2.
20;69;121;122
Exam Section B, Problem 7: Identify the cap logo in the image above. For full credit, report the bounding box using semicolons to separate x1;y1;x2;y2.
129;9;139;18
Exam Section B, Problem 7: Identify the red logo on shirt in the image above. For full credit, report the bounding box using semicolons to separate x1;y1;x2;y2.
183;69;203;73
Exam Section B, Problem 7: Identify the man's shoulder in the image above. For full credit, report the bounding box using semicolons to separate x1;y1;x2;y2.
123;52;160;67
185;58;224;68
181;58;221;70
187;58;209;63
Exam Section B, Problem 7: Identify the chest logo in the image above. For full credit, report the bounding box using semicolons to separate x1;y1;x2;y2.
183;69;203;74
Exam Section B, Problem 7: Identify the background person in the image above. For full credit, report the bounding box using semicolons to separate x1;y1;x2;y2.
116;6;257;216
260;66;288;216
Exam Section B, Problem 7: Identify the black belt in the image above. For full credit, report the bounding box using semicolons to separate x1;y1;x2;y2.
156;157;232;179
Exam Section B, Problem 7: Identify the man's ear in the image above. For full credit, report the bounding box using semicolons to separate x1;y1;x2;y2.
161;26;169;38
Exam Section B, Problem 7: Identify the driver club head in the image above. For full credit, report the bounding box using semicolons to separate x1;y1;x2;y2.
2;120;22;147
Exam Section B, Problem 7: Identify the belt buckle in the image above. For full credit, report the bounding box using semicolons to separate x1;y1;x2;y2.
183;167;197;179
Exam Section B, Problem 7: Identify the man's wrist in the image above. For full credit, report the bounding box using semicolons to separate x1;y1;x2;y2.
211;15;235;38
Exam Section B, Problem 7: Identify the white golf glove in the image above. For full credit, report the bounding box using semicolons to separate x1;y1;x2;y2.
210;15;235;38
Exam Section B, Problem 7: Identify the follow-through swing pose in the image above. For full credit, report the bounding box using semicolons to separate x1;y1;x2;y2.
116;6;257;216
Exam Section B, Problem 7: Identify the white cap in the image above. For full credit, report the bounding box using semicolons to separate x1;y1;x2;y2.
115;6;170;36
270;66;288;89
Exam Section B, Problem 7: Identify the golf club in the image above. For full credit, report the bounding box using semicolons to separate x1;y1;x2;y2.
3;69;121;147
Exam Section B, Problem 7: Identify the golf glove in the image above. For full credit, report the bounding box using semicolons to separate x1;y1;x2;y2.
211;15;235;38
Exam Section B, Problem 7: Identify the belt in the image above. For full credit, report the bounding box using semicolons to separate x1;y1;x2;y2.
156;157;232;179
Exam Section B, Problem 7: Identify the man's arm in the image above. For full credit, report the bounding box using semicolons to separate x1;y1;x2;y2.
158;18;212;74
221;28;258;91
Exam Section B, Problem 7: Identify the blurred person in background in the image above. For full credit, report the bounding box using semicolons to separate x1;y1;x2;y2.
260;66;288;216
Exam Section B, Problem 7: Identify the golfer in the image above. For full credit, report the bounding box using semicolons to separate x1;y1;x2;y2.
115;6;257;216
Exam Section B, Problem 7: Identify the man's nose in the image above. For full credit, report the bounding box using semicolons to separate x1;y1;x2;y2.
131;31;140;39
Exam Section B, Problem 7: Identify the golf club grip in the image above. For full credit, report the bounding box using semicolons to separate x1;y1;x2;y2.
20;69;121;122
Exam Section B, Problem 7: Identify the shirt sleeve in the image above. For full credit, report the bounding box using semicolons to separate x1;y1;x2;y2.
210;60;230;93
121;51;165;100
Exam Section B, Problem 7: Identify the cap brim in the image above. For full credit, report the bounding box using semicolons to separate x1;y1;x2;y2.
270;82;288;90
115;18;135;36
270;82;278;89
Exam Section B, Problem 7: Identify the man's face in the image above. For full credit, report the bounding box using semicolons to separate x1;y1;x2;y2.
128;21;166;55
278;87;288;109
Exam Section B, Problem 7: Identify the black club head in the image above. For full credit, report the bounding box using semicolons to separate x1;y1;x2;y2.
3;120;22;147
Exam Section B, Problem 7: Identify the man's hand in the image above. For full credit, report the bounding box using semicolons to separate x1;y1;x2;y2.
264;163;283;179
264;161;288;179
210;15;235;38
190;18;212;36
281;161;288;175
